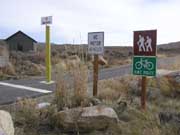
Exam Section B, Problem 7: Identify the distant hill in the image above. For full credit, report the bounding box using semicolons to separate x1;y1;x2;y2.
0;40;8;46
158;41;180;49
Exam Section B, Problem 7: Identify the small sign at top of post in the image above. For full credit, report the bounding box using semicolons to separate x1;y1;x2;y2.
41;16;52;25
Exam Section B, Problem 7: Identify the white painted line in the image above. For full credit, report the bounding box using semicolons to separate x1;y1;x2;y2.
40;80;55;84
0;82;52;94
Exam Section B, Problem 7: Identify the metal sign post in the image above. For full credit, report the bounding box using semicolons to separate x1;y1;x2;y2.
133;30;157;110
41;16;52;83
88;32;104;96
46;25;51;82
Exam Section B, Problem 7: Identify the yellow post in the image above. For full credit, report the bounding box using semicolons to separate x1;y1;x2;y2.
46;25;51;82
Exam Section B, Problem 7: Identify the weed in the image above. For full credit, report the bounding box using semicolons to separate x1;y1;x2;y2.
14;98;39;130
71;63;88;106
54;57;88;109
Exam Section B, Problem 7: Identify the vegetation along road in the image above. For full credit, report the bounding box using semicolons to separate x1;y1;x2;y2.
0;56;179;105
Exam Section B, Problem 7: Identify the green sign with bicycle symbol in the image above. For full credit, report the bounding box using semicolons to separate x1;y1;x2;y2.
133;56;156;76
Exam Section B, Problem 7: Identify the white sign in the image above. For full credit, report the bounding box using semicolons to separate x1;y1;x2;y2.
88;32;104;55
41;16;52;25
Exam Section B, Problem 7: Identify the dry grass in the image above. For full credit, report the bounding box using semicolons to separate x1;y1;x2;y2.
8;52;46;77
54;56;88;109
71;63;88;106
0;63;16;80
54;60;70;110
13;98;57;135
98;75;139;102
148;76;180;97
119;108;160;135
14;99;39;129
4;71;179;135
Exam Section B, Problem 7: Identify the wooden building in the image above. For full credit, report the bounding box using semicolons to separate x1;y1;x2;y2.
5;31;37;52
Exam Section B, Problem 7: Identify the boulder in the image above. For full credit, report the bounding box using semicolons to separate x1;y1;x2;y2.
0;110;14;135
89;97;101;106
159;112;180;125
55;106;119;133
37;102;50;109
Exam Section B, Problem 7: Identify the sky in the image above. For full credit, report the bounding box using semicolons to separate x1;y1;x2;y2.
0;0;180;46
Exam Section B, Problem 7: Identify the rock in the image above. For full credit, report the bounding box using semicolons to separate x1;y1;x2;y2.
0;110;14;135
55;107;83;132
117;101;127;112
112;99;128;122
116;97;128;112
90;97;101;105
54;106;119;133
159;112;180;125
37;102;50;109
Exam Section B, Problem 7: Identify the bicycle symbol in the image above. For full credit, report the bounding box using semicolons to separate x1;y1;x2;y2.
135;58;154;70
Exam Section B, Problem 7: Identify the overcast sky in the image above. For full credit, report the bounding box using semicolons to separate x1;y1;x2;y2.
0;0;179;46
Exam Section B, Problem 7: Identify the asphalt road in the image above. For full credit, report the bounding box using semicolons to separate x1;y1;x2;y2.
0;64;131;105
0;55;179;105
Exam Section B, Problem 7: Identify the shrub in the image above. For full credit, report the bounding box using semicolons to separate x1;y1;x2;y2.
98;76;138;102
119;107;161;135
148;77;176;97
54;76;70;110
15;99;39;130
71;63;88;106
54;57;88;109
54;61;70;110
14;98;57;134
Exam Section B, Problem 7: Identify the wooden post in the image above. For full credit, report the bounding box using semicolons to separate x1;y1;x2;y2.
93;55;99;96
141;76;147;110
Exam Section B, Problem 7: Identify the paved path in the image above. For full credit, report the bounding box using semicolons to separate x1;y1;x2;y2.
0;55;179;105
0;64;131;105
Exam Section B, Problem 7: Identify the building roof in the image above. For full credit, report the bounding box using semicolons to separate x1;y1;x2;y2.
6;31;37;43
